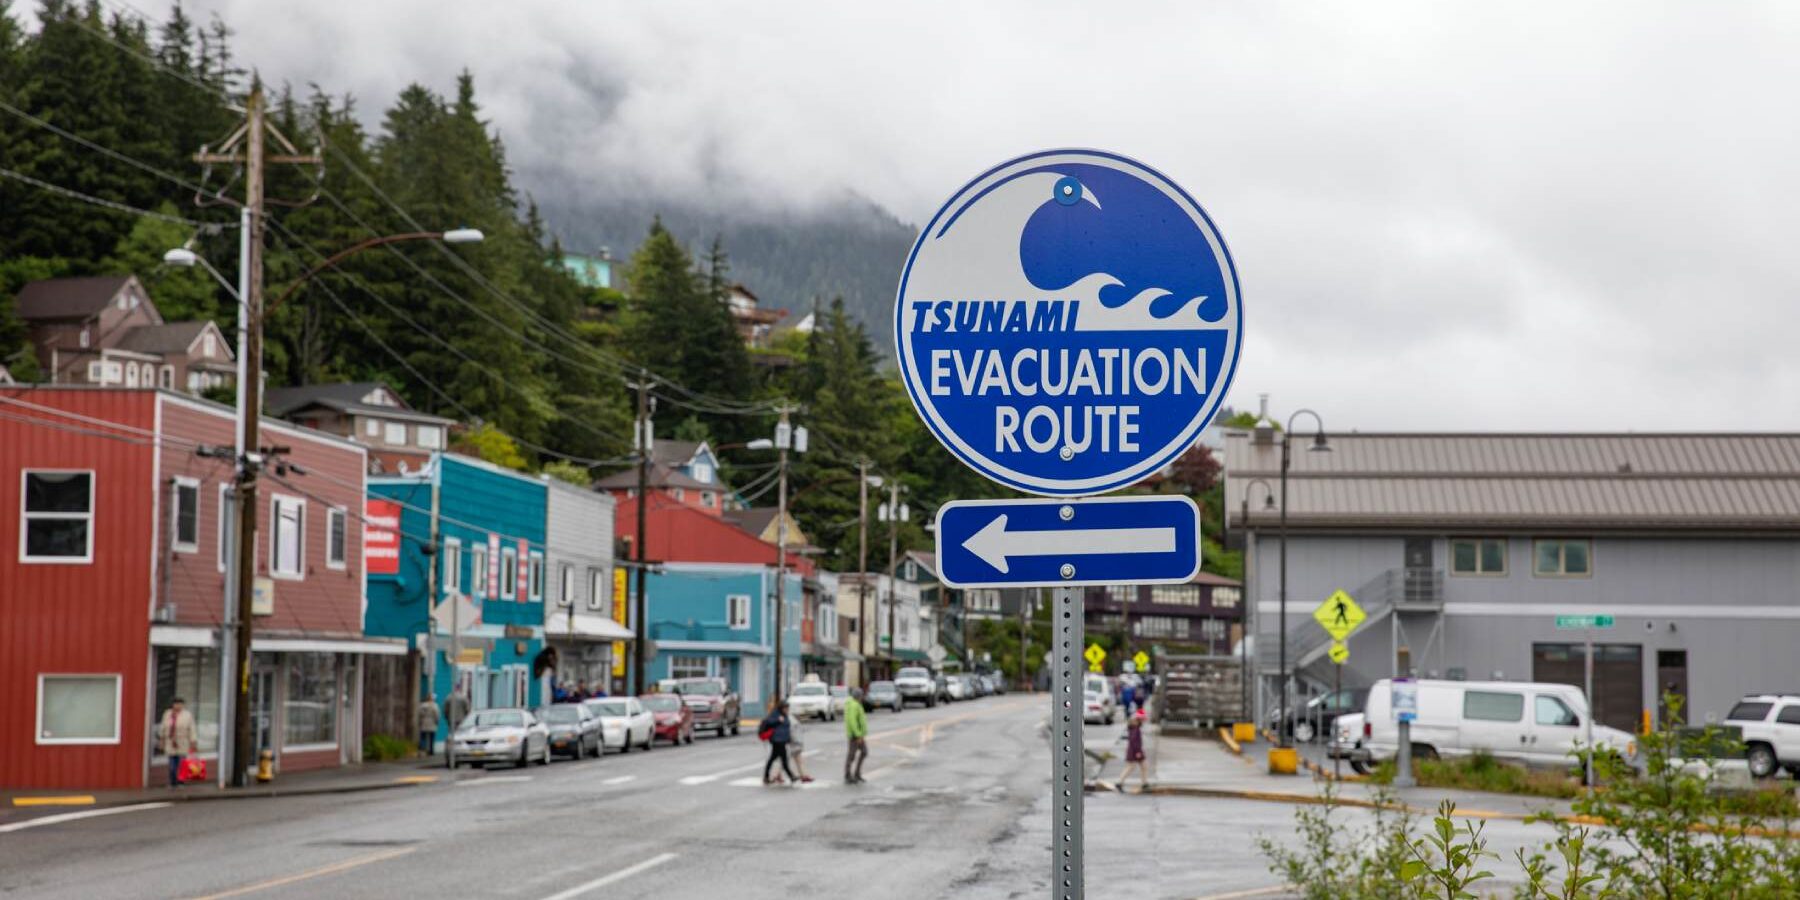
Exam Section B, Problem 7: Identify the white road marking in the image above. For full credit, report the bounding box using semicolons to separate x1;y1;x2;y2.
728;777;765;787
601;775;635;785
0;802;171;833
538;852;678;900
679;760;766;785
457;775;532;786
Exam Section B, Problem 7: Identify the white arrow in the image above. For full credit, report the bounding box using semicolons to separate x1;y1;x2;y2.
962;514;1176;574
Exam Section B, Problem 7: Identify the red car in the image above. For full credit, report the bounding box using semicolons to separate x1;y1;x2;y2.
641;694;695;745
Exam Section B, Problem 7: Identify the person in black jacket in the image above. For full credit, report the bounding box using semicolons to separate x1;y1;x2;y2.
761;701;797;785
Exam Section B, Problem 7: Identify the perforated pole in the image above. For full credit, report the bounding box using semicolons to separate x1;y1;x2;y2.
1052;584;1083;899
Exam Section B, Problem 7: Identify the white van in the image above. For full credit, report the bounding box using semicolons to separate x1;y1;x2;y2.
1330;678;1636;773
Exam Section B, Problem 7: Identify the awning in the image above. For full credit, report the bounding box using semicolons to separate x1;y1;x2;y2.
147;626;410;656
893;649;931;663
545;615;635;642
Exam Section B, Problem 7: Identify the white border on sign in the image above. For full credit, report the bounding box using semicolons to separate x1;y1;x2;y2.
932;494;1202;589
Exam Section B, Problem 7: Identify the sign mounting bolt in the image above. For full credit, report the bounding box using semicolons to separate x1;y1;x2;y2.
1059;563;1075;579
1059;446;1074;461
1059;505;1074;521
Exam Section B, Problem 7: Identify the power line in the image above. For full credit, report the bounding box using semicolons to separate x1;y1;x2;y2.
0;97;240;206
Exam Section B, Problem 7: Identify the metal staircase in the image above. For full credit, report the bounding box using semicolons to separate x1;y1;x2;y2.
1259;567;1443;673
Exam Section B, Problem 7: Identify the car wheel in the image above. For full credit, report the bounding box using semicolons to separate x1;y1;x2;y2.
1413;744;1439;762
1748;744;1779;779
642;732;653;751
516;746;530;769
1294;721;1316;744
620;736;630;753
541;742;552;766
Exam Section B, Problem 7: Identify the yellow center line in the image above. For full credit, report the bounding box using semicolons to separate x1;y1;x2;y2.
185;846;417;900
10;795;95;807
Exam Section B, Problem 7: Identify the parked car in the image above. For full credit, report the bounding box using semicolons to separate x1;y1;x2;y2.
1083;674;1118;724
585;697;655;752
1723;694;1800;779
895;667;938;708
973;673;994;697
673;677;741;737
1272;687;1370;744
640;693;695;745
540;702;602;759
1334;679;1637;774
829;685;850;718
865;681;904;713
451;708;550;768
933;672;952;703
788;681;835;721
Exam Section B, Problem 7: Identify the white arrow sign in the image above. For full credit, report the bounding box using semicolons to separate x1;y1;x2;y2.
962;514;1176;574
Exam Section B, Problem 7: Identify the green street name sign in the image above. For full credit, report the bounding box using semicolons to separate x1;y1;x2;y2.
1555;614;1615;629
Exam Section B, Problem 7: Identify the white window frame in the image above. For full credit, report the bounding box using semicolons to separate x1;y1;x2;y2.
558;562;575;607
470;544;487;599
501;546;518;600
691;461;713;484
673;488;685;503
528;551;545;602
365;418;380;437
443;538;463;595
588;568;606;611
35;673;121;745
728;594;751;630
20;469;95;564
417;426;444;450
384;421;407;446
171;476;201;554
326;507;348;570
159;365;174;389
700;491;715;509
1533;538;1594;578
1451;537;1509;577
270;493;306;580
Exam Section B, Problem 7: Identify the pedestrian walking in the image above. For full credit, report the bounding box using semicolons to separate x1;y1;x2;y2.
416;695;440;755
1118;709;1150;792
156;697;197;787
843;687;869;784
788;715;815;784
442;688;470;766
760;701;797;785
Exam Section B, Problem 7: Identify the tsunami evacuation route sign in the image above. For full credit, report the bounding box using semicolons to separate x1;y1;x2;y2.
893;148;1243;497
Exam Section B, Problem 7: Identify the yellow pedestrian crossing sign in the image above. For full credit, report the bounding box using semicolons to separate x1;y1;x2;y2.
1084;643;1106;672
1133;650;1150;673
1328;641;1349;665
1313;589;1365;642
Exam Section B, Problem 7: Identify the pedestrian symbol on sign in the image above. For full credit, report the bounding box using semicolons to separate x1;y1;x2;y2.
1312;589;1365;642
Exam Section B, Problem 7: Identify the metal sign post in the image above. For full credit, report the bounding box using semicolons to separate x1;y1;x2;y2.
1052;585;1084;900
1554;615;1613;788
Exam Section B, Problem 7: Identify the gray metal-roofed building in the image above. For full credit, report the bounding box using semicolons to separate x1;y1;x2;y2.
1227;429;1800;733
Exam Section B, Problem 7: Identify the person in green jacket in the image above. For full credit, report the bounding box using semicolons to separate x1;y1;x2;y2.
843;688;869;784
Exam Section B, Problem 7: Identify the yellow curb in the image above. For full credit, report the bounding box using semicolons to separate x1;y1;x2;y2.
392;775;438;785
11;795;95;807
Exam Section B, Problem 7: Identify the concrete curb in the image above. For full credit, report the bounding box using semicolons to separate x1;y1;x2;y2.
5;773;454;811
1299;755;1366;782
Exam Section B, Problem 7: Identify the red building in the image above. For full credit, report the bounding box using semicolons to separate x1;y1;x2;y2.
0;386;393;790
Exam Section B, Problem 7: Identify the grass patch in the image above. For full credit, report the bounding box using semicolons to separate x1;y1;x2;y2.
363;733;415;761
1369;751;1581;799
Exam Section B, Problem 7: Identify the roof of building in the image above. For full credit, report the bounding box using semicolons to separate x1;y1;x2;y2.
650;439;705;468
0;364;11;385
614;496;814;576
1189;570;1242;588
264;381;454;425
13;276;138;320
1225;430;1800;531
592;461;714;493
722;506;780;537
112;321;221;356
903;549;938;578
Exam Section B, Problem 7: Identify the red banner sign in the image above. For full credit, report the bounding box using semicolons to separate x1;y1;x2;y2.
364;499;402;575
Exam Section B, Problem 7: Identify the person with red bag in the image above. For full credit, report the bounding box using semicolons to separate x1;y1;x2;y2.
157;697;198;788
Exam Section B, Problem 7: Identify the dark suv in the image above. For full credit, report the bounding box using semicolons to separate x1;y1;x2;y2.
674;677;741;737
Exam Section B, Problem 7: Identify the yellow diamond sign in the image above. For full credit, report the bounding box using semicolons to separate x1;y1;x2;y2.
1328;640;1349;665
1133;650;1150;673
1313;589;1365;642
1084;643;1106;672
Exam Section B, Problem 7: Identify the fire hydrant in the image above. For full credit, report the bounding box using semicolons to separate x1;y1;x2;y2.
256;749;274;783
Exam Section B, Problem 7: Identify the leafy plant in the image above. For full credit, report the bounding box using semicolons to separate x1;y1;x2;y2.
362;733;414;761
1399;801;1496;899
1258;785;1416;900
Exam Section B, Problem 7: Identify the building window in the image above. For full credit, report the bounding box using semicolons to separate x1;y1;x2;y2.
160;365;174;389
588;568;607;611
559;562;575;607
125;363;139;388
1451;538;1507;576
1107;584;1138;603
1211;587;1241;609
172;477;200;553
270;495;305;579
21;470;94;563
36;674;120;744
188;372;201;393
327;507;348;569
691;462;713;484
470;544;487;598
528;552;545;602
384;421;407;445
700;491;715;509
202;332;216;356
1151;584;1200;606
501;547;517;599
217;485;234;571
365;418;380;437
152;647;220;755
443;538;463;594
670;655;710;680
1533;539;1592;577
418;426;444;450
284;654;338;748
728;594;751;629
673;488;685;503
79;328;90;348
1464;690;1525;722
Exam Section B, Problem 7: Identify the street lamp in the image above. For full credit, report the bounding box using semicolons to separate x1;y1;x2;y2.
1276;410;1329;752
746;412;806;707
1240;477;1275;729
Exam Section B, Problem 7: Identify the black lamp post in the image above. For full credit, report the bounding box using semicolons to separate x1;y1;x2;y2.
1277;410;1329;750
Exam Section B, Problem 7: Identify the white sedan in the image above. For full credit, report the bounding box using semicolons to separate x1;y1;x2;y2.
788;682;835;721
584;697;655;752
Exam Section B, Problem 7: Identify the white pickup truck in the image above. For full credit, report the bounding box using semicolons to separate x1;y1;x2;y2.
1329;678;1636;774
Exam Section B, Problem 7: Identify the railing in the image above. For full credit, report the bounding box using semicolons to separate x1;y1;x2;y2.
1258;567;1443;671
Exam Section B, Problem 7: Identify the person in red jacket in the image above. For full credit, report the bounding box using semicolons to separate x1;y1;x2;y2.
1118;709;1150;792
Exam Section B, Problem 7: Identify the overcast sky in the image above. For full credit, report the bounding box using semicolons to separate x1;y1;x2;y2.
138;1;1800;432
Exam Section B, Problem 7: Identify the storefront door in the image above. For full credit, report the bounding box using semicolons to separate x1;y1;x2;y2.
250;666;276;754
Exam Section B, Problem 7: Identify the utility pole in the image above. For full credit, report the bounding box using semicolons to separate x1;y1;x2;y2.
772;406;793;705
857;459;870;687
196;86;318;787
884;481;902;672
629;372;652;695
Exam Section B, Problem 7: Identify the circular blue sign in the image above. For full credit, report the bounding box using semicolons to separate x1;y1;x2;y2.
895;149;1243;497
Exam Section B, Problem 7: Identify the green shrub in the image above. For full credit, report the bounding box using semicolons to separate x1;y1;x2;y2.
363;733;414;761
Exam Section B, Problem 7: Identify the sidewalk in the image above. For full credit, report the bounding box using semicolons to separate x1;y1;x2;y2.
1144;726;1577;823
3;754;474;814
